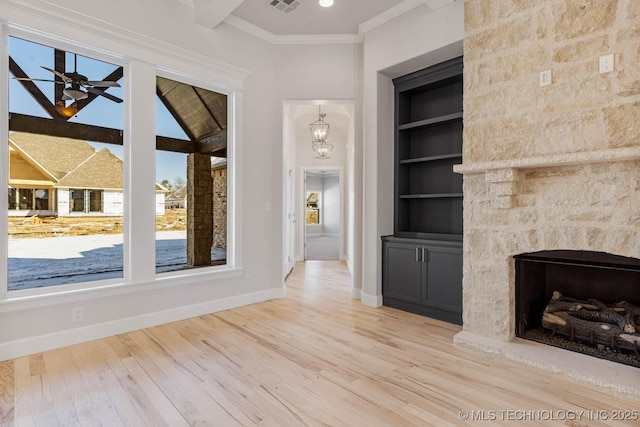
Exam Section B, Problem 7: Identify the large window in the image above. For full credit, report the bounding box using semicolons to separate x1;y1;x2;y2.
7;36;124;291
155;75;228;274
4;29;237;295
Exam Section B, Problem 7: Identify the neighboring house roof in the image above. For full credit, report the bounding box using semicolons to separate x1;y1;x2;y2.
9;132;96;180
156;183;170;192
56;148;123;190
9;131;168;192
166;185;187;201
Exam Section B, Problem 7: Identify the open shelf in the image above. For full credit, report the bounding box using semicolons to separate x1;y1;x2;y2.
399;153;462;164
399;193;463;199
398;118;462;162
398;74;463;125
396;197;463;236
398;112;462;131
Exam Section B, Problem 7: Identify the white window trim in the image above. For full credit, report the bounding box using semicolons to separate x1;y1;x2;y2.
0;6;247;305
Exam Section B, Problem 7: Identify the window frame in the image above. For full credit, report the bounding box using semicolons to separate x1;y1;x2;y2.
153;67;236;279
1;22;244;302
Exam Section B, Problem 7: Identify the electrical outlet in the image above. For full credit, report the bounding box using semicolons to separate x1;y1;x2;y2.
72;307;84;322
599;53;614;74
539;69;552;87
245;269;252;280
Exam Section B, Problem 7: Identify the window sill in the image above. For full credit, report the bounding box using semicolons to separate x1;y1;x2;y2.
0;266;243;313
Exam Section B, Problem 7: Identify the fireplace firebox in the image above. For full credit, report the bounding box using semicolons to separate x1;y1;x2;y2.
515;250;640;368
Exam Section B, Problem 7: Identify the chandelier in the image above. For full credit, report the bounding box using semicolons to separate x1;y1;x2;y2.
309;105;333;159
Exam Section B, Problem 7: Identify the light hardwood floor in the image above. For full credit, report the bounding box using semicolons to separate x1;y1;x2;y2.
0;260;638;426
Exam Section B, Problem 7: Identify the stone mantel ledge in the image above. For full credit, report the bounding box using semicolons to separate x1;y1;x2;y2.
453;147;640;209
453;146;640;175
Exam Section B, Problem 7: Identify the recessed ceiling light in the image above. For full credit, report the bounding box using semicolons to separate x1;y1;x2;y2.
319;0;334;7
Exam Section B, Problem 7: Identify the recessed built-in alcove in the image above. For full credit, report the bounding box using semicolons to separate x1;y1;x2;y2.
515;250;640;368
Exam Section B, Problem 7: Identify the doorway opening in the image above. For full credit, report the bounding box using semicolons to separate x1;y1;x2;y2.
303;169;342;261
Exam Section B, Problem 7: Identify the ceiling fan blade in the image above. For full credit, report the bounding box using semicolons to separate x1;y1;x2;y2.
12;77;63;83
86;86;123;103
41;66;72;83
83;80;120;88
62;94;73;101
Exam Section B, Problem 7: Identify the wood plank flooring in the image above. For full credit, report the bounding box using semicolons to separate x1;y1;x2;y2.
0;260;638;426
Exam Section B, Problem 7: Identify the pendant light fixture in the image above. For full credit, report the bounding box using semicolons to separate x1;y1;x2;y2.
309;105;330;144
312;141;334;159
309;105;333;159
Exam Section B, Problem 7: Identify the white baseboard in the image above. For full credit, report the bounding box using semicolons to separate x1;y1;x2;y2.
351;287;361;299
0;287;285;361
360;292;382;307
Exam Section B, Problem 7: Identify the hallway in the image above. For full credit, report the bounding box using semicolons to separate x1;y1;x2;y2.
305;234;340;260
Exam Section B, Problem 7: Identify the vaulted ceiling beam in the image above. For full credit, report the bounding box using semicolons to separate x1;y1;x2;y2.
54;49;65;105
8;57;59;119
10;112;122;144
198;130;227;154
9;113;197;153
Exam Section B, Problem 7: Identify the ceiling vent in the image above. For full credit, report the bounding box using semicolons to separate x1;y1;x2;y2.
269;0;302;13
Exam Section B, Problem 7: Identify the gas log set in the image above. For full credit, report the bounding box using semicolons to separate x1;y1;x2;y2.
542;291;640;361
515;251;640;367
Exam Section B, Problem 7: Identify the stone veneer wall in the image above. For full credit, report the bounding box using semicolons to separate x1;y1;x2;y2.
187;153;213;266
212;166;227;249
461;0;640;340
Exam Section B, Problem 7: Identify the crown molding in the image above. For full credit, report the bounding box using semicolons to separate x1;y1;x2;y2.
358;0;426;35
191;0;446;45
424;0;456;12
223;15;361;45
1;0;251;88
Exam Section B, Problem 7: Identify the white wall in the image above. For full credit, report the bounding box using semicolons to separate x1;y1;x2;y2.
154;192;165;216
103;191;124;216
56;188;69;216
322;174;340;235
359;2;465;307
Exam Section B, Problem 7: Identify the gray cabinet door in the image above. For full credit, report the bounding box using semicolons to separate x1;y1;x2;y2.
383;242;422;304
423;245;462;315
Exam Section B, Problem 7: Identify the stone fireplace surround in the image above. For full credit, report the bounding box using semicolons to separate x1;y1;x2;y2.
452;148;640;398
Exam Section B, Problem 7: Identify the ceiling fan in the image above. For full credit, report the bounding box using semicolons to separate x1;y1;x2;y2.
13;53;122;103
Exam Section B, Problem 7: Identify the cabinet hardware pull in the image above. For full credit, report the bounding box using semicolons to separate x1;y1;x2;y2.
415;247;419;262
422;247;426;263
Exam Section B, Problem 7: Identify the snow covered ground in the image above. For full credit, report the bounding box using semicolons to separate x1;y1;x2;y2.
8;231;226;290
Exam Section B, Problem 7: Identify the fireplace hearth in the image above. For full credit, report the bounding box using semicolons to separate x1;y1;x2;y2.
515;250;640;368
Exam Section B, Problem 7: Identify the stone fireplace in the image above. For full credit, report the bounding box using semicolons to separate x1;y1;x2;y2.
453;156;640;396
515;249;640;367
458;0;640;397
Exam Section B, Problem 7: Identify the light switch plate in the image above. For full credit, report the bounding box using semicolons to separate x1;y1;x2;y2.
539;70;552;87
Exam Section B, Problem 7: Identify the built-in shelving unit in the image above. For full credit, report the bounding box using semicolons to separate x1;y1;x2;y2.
393;58;463;238
382;56;463;325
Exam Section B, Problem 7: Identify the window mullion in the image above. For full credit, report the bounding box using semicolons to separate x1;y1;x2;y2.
126;59;157;284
